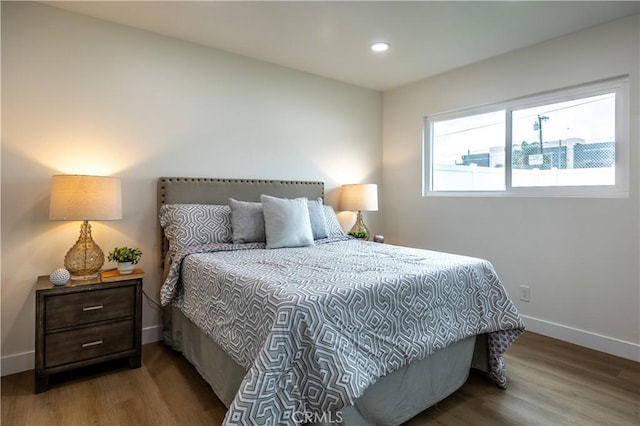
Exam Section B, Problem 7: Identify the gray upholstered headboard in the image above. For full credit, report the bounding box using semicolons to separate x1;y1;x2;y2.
157;177;324;266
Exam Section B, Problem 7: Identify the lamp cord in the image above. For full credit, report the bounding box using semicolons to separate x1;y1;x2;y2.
142;289;163;311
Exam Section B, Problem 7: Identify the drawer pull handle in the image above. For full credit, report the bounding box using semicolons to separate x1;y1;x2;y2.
81;339;103;348
82;304;104;312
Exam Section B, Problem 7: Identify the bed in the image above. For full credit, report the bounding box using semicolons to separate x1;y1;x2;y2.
158;177;525;426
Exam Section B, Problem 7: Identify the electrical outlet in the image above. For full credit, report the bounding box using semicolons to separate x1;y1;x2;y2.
519;285;530;302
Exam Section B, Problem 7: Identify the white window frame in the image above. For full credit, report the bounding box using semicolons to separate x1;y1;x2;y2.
423;77;629;198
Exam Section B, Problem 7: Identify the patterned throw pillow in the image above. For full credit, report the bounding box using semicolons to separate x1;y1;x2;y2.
160;204;233;253
323;205;345;237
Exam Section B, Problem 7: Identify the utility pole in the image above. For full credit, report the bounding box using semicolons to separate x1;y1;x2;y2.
534;115;549;154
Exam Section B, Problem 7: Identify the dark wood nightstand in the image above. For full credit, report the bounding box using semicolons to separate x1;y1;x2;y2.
35;273;143;393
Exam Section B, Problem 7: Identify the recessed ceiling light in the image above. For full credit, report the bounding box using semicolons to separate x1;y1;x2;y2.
370;42;390;52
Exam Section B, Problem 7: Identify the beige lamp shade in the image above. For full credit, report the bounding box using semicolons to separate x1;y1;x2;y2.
341;183;378;241
340;183;378;212
50;175;122;221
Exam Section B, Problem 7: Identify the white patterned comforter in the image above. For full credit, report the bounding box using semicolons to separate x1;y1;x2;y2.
161;238;525;425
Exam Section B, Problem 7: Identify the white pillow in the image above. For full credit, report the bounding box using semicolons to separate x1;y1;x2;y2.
261;195;314;249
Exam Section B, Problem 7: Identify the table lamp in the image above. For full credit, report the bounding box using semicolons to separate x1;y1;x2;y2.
341;183;378;240
49;175;122;280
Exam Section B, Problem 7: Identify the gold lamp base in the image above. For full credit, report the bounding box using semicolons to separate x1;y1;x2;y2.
64;221;105;280
348;211;370;240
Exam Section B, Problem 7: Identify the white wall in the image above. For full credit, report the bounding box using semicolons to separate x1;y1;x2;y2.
383;15;640;360
1;2;382;374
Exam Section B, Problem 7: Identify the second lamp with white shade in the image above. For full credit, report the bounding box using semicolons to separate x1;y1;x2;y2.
340;183;378;240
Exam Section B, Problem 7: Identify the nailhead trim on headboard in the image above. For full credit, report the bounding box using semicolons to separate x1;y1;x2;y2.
158;177;325;205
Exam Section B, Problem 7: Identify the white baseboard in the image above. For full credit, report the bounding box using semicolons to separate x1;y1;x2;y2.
521;315;640;362
0;350;35;377
0;324;164;377
142;324;163;345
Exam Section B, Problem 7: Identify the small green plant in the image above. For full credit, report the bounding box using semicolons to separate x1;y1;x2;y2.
348;230;368;239
107;246;142;264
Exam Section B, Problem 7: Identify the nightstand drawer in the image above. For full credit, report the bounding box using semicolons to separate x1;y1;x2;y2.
45;319;134;368
45;286;135;331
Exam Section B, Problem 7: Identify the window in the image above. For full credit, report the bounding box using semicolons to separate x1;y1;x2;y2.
424;78;629;197
430;110;506;191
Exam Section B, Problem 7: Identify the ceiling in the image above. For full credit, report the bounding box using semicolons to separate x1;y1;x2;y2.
46;1;640;91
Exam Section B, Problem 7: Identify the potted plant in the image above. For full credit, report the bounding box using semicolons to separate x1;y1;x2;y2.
107;246;142;274
348;230;369;240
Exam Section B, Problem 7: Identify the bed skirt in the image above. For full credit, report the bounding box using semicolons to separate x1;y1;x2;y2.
164;306;490;425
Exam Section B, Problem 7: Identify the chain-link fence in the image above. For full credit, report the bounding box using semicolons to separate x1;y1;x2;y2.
511;141;614;170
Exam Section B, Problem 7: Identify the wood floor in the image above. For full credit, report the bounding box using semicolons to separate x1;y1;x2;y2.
2;332;638;425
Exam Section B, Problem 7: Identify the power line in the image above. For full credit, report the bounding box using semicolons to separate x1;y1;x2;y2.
434;94;612;137
515;95;612;121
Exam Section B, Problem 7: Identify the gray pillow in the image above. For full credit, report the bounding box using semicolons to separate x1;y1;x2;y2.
229;198;266;243
261;195;314;249
324;205;345;237
307;198;329;240
159;204;233;253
